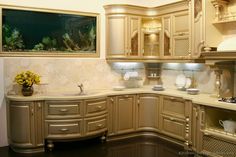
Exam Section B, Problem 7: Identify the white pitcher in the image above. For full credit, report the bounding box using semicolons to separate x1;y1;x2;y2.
219;120;236;133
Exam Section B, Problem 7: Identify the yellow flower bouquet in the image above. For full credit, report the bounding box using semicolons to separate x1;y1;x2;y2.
14;71;40;96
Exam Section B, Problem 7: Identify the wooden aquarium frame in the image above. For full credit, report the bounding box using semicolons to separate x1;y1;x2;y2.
0;5;100;57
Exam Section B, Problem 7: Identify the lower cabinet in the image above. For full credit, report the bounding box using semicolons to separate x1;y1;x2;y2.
115;95;136;134
8;101;44;153
137;94;160;131
160;115;186;140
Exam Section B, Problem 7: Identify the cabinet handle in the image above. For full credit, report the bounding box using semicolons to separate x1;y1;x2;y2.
142;49;144;55
97;124;103;128
96;106;102;110
60;109;68;112
110;98;114;103
60;128;69;132
31;108;34;116
137;99;140;105
178;32;184;36
170;97;175;100
37;103;41;108
185;117;190;122
203;132;210;136
124;95;129;98
170;117;175;121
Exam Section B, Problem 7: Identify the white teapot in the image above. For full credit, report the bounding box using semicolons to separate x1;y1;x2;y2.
219;120;236;133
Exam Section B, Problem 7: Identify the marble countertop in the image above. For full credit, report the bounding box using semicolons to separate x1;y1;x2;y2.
6;86;236;111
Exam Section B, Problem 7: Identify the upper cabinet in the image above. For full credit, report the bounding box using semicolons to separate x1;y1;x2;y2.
104;1;190;61
162;11;190;59
106;15;141;58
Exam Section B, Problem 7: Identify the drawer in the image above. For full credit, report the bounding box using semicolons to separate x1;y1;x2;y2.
45;119;83;139
85;98;107;117
84;115;107;136
161;115;186;141
161;96;187;119
45;101;82;119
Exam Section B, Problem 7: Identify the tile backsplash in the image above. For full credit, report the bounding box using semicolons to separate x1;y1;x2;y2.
4;58;234;96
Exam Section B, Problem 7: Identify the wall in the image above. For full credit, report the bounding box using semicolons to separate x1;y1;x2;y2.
0;0;183;147
0;58;7;147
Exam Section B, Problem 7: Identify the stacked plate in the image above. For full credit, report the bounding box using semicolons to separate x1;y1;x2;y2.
152;85;165;91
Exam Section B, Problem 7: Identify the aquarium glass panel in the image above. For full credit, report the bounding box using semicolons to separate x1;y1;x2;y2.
2;8;97;54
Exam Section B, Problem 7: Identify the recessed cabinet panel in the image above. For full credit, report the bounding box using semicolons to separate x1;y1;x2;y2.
45;120;83;139
107;15;127;57
9;102;34;146
137;94;159;131
173;12;189;35
84;115;107;136
116;95;136;134
85;98;107;117
162;97;186;119
173;36;190;56
45;101;82;119
161;116;186;140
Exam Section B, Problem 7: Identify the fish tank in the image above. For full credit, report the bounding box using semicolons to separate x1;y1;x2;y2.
1;6;99;56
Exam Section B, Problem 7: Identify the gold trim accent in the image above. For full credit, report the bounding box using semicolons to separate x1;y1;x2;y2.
0;5;100;57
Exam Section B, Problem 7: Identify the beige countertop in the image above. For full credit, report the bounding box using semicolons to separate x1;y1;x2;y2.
6;86;236;111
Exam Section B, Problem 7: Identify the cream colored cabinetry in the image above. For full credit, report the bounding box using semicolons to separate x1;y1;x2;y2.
44;98;108;150
191;0;222;58
160;96;192;146
162;11;190;59
7;101;44;153
106;15;141;59
115;95;136;134
108;95;136;136
136;94;159;131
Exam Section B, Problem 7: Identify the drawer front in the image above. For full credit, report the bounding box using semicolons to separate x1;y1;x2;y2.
161;115;186;141
85;98;107;117
45;101;82;119
162;96;186;119
84;115;107;136
45;120;83;139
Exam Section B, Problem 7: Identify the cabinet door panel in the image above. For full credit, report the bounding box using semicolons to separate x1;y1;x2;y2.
129;16;141;57
9;102;35;146
107;15;127;57
116;95;136;134
173;35;190;56
161;115;186;140
162;96;186;119
173;12;189;35
137;94;159;131
162;16;171;57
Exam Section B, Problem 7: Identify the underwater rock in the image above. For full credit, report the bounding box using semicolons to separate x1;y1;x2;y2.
62;33;80;51
3;25;25;51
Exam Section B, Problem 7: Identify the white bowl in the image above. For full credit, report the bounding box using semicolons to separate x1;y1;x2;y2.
113;86;125;91
187;88;199;95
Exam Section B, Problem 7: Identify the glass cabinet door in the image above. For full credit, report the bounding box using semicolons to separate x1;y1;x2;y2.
141;17;161;58
129;16;141;57
162;16;171;57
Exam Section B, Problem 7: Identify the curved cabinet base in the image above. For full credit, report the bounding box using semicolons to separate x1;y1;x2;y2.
10;146;45;153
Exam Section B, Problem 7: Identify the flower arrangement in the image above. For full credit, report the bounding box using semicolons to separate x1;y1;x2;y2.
14;71;40;88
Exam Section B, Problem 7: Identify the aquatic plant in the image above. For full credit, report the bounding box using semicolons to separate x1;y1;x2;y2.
77;25;96;51
42;37;57;51
32;43;44;51
2;25;25;51
33;37;57;51
62;33;80;51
